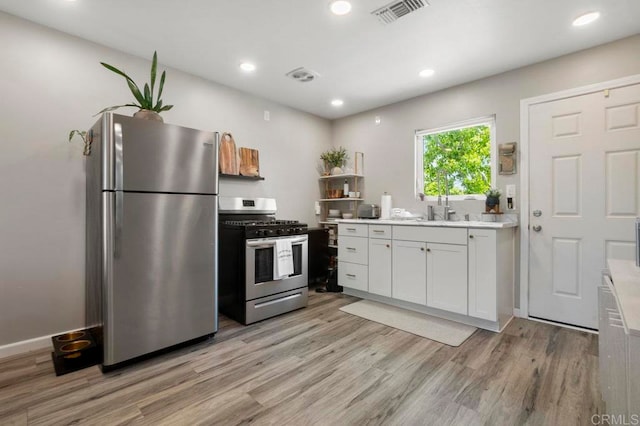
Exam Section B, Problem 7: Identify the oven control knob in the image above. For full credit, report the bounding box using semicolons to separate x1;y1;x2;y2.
276;229;284;235
267;229;276;236
256;230;265;237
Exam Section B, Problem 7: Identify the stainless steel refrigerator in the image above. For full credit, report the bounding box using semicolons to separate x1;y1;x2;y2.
85;113;218;370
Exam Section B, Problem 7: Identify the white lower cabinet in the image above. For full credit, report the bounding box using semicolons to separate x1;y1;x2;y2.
339;235;368;265
338;223;369;292
368;239;392;297
599;274;633;417
338;222;515;331
392;240;427;305
426;243;468;315
338;261;368;291
468;229;497;321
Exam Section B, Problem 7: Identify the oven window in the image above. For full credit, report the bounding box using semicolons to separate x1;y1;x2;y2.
255;247;274;283
254;243;303;283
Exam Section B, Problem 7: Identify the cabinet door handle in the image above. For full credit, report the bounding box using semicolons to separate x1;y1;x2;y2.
469;235;474;239
373;230;384;233
386;244;390;248
346;247;356;251
346;273;356;278
420;247;425;251
346;228;356;231
426;248;431;252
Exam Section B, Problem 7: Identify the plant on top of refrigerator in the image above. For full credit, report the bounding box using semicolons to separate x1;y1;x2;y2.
96;51;174;116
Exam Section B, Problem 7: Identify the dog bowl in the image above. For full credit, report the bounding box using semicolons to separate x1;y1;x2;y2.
55;331;86;342
60;340;92;353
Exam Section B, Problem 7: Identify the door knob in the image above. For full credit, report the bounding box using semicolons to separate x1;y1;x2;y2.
532;225;542;232
533;210;542;217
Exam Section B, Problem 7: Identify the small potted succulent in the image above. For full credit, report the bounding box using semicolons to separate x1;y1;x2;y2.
485;188;501;213
320;146;349;175
97;51;173;122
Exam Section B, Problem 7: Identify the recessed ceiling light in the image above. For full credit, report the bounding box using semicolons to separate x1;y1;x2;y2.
330;1;352;16
572;11;600;27
331;99;344;107
239;62;256;72
419;69;435;78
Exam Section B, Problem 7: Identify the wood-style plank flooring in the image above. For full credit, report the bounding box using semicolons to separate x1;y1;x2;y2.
0;290;603;425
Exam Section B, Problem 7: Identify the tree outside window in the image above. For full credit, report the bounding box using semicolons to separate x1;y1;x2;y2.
419;122;492;197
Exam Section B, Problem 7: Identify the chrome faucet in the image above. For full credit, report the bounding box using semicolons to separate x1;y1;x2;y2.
443;172;455;220
437;171;443;206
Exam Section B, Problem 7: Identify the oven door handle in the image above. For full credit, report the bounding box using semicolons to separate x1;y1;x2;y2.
246;236;308;248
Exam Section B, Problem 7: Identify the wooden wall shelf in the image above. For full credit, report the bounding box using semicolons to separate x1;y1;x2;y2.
219;173;265;181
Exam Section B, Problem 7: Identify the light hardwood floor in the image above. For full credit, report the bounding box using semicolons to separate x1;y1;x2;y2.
0;290;603;425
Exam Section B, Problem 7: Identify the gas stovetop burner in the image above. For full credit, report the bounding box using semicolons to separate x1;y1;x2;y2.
218;197;308;239
220;218;308;239
222;219;301;226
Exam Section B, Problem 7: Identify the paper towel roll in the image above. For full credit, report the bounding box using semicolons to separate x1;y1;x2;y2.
380;193;392;219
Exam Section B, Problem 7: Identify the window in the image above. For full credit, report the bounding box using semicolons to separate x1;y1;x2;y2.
415;116;495;200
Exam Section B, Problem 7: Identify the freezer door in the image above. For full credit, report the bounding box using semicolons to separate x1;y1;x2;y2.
105;113;218;194
103;192;217;366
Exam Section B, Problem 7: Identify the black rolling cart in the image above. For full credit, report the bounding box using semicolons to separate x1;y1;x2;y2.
307;228;342;292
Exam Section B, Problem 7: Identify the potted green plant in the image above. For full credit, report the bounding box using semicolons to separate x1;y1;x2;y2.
97;51;173;122
485;188;501;213
320;146;349;175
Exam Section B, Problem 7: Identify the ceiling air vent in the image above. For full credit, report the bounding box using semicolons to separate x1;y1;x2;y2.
372;0;428;24
285;67;320;83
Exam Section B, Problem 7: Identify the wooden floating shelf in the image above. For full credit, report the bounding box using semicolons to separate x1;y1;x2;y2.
219;173;265;181
318;173;364;179
318;198;363;202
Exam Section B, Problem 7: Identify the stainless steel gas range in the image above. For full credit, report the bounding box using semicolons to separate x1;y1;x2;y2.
218;197;309;324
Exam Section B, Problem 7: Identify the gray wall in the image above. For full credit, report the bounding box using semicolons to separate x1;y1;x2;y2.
0;12;331;347
331;34;640;307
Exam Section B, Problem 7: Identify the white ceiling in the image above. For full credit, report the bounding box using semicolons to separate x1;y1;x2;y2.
1;0;639;119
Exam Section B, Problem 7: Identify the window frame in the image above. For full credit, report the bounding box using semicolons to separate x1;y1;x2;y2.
414;115;497;201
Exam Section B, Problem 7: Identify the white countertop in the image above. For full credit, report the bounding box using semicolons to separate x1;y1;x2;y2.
608;259;640;336
335;218;518;229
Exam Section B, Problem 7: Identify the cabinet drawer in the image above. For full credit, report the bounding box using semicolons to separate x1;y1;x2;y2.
393;225;467;245
369;225;392;239
338;223;368;238
338;236;368;265
339;261;368;291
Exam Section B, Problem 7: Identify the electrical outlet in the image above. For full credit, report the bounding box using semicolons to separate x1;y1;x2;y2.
264;110;270;121
506;184;516;210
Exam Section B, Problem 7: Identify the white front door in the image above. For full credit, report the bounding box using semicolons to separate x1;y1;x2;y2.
528;83;640;329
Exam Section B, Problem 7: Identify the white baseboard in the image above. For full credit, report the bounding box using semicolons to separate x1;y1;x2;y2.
0;329;79;360
513;308;522;317
0;335;52;359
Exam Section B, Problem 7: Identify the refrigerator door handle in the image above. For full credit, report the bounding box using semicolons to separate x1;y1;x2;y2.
114;123;124;190
114;122;124;257
114;191;123;258
214;132;220;194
